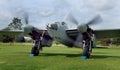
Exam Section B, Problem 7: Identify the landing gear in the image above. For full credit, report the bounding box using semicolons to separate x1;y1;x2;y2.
31;40;43;56
31;47;39;56
82;27;94;58
82;39;92;58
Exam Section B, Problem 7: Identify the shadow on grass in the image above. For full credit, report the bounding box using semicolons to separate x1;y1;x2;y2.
91;55;120;59
40;53;120;59
94;47;108;49
40;53;82;58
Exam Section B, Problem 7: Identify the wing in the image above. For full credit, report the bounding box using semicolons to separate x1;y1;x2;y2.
30;29;52;40
66;29;79;40
38;30;50;36
40;30;53;40
66;29;120;40
29;29;53;47
94;29;120;39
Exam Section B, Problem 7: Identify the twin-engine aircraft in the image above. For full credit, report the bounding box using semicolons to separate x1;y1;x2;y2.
24;14;120;58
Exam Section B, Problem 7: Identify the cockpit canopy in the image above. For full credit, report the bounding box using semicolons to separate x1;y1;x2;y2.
50;23;58;30
48;22;66;30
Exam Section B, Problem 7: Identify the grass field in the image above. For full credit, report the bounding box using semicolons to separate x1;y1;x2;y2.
0;43;120;70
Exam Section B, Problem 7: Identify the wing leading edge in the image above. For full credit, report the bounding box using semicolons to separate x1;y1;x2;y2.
66;29;120;40
66;29;79;41
94;29;120;39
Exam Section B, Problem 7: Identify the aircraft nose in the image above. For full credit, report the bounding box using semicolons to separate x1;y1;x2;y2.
24;25;34;35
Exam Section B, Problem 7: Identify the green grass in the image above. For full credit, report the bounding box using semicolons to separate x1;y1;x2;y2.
0;43;120;70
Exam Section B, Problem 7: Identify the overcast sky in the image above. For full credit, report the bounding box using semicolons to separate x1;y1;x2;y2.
0;0;120;30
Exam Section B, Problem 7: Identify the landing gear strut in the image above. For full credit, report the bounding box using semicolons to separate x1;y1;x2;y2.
31;47;39;56
82;39;92;58
82;27;94;58
31;40;42;56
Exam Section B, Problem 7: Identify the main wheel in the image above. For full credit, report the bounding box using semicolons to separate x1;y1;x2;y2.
31;47;39;56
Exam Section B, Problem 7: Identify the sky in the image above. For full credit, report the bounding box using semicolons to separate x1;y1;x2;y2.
0;0;120;30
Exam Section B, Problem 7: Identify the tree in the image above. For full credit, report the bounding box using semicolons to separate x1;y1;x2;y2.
8;17;22;30
112;38;120;46
100;38;112;46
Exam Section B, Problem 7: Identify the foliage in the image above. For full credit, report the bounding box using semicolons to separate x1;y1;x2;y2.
0;17;23;42
112;38;120;46
2;35;14;43
100;38;120;46
100;38;112;46
8;17;22;30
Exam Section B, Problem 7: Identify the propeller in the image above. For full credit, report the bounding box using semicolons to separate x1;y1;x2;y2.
74;32;83;47
23;13;34;35
65;13;102;32
24;13;29;25
64;13;102;47
64;13;79;25
87;15;102;26
65;13;102;26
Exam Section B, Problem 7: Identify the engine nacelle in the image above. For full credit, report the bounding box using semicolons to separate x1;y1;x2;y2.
77;24;88;32
41;38;53;47
28;29;53;47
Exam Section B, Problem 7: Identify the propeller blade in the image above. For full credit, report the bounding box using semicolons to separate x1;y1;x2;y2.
64;13;79;25
24;25;33;35
76;33;83;42
24;13;29;25
74;33;83;47
87;15;102;26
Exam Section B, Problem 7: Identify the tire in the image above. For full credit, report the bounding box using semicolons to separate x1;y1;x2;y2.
83;46;90;58
31;47;39;56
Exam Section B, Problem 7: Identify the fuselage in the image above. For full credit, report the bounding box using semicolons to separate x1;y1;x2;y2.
47;22;83;48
